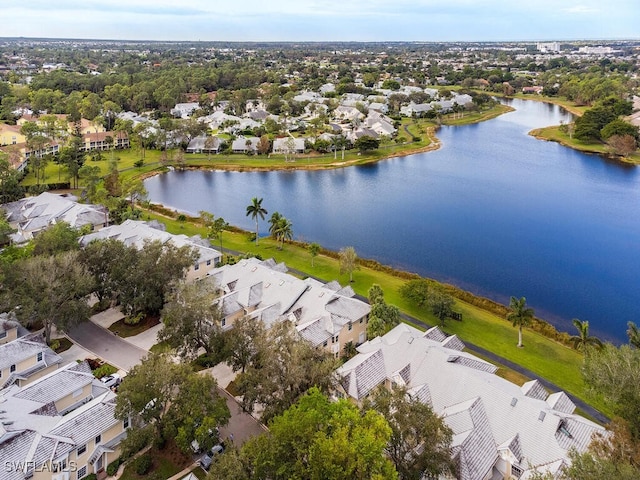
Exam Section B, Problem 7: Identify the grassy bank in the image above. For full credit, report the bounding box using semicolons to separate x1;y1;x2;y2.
530;125;640;164
141;207;609;417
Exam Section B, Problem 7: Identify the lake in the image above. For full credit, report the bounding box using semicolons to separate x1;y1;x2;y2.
145;99;640;342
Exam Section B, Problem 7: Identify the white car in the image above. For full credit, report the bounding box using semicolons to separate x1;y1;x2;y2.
100;373;121;388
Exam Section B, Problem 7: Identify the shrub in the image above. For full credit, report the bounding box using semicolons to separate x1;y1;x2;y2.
84;474;97;480
134;454;152;475
49;339;60;352
124;313;144;325
106;458;121;476
120;425;153;460
133;159;144;168
92;364;117;379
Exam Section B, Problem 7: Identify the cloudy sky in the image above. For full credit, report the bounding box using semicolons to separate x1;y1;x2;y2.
4;0;638;42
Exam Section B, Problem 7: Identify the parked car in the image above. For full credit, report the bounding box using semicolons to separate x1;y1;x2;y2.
190;427;220;453
100;373;121;388
199;444;225;471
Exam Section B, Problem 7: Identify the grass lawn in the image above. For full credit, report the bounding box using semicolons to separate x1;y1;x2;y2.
108;315;160;338
52;337;73;353
119;442;193;480
141;208;610;417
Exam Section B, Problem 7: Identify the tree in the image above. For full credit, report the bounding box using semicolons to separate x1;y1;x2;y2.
115;353;230;452
78;164;102;202
31;221;80;256
268;211;282;239
607;134;637;156
159;281;225;360
238;387;398;480
339;246;359;283
119;240;198;317
309;242;320;267
364;386;455;480
600;119;639;141
224;315;267;374
245;197;267;245
582;343;640;438
367;284;400;338
1;251;92;343
507;296;534;348
59;130;86;189
430;288;454;327
628;321;640;348
235;321;337;422
570;318;603;352
399;279;432;308
0;155;25;203
274;216;293;249
199;211;229;256
354;135;380;153
79;238;135;306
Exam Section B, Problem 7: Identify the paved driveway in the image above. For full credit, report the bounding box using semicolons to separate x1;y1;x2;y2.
67;321;148;372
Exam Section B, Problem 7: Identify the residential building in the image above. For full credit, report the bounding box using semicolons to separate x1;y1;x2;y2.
0;124;26;146
79;219;222;281
2;192;108;244
186;135;223;154
336;323;606;480
79;131;129;152
0;313;24;346
170;102;200;119
207;258;370;356
231;137;259;154
0;361;128;480
0;333;62;389
272;137;306;154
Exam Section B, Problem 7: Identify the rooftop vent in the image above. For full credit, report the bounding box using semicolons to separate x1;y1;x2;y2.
538;411;546;422
510;398;518;407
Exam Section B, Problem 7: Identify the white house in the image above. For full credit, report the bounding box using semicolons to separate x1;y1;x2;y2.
337;323;605;480
79;219;221;281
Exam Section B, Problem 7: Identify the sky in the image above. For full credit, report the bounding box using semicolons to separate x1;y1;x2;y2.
3;0;639;43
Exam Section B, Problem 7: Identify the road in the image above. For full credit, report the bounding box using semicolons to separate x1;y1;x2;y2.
66;321;148;372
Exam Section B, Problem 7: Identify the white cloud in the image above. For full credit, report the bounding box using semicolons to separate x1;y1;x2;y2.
563;4;600;14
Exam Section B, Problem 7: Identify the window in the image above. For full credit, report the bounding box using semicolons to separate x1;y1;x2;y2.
221;318;226;327
95;434;101;445
123;417;129;429
194;262;200;271
10;364;16;373
511;465;523;478
37;352;43;362
206;259;211;266
0;330;6;339
323;340;328;347
359;318;363;324
77;465;87;479
348;322;352;331
77;444;87;456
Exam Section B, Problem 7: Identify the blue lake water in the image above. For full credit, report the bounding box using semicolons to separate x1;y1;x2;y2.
145;99;640;342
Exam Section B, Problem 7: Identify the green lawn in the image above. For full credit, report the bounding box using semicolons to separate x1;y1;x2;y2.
142;208;610;416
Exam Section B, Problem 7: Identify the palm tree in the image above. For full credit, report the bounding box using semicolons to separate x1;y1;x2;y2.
268;211;282;238
274;217;293;250
627;321;640;349
507;296;534;348
570;318;603;352
245;197;267;245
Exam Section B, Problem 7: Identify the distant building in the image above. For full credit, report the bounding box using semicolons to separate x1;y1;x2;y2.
536;42;561;53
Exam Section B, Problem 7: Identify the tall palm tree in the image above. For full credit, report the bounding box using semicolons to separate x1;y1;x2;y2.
268;211;282;238
507;296;534;348
627;321;640;349
274;217;293;250
570;318;603;352
245;197;267;245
